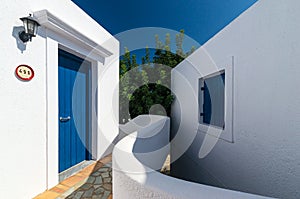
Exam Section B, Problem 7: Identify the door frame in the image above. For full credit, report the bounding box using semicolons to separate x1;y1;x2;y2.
40;10;115;189
45;38;100;188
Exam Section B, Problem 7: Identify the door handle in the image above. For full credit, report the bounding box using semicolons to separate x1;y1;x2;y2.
60;116;71;122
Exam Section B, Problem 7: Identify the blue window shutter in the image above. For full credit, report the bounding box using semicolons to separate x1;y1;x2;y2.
203;81;211;124
202;72;225;128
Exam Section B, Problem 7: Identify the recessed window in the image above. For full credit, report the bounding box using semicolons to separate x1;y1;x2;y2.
199;71;225;129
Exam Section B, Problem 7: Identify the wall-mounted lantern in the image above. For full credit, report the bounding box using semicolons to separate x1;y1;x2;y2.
19;14;40;43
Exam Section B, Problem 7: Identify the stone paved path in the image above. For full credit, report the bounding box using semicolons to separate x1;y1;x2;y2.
65;162;112;199
34;154;112;199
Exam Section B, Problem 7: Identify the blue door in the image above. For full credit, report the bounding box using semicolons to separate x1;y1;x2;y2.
58;49;91;173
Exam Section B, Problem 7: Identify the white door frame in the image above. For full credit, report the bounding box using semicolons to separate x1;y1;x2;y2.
35;9;111;189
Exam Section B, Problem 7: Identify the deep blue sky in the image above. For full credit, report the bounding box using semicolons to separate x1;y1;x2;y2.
72;0;257;44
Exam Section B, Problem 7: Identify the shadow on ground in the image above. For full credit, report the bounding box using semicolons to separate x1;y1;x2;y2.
65;158;112;199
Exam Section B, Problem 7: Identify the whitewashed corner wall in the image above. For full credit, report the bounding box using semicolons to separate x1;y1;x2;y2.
171;0;300;198
0;0;119;198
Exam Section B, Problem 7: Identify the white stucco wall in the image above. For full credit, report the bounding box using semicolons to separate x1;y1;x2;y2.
0;0;119;198
113;115;269;199
171;0;300;198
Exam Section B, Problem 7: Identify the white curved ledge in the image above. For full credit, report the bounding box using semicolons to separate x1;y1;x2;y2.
113;115;271;199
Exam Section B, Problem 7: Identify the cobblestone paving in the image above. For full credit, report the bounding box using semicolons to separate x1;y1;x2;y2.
66;162;112;199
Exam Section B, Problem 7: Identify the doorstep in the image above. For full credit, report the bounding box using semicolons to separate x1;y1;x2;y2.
59;160;96;182
34;154;112;199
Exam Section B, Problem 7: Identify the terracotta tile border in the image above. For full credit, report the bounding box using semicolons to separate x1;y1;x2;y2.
33;154;112;199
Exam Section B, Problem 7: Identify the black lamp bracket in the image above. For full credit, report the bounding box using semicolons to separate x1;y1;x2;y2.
19;30;31;43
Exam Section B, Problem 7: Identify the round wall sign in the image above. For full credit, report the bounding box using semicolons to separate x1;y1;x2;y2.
15;65;34;81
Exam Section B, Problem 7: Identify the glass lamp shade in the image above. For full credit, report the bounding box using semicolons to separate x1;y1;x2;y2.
20;15;40;37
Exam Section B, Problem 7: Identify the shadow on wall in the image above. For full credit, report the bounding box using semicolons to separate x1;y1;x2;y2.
12;26;27;52
118;114;170;171
170;132;227;189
